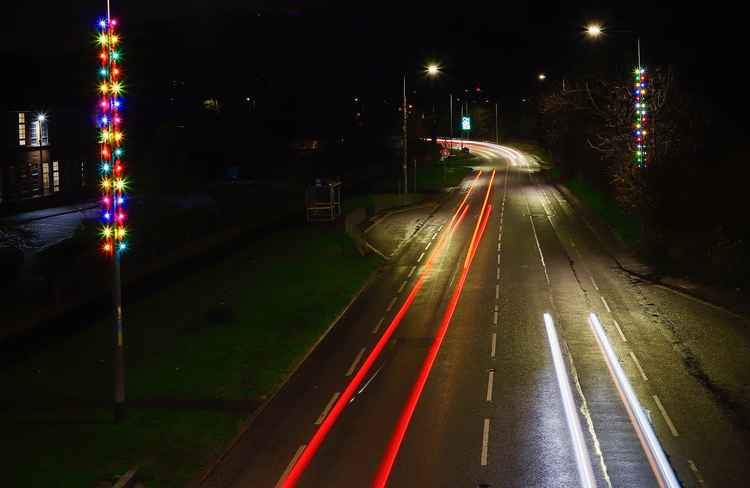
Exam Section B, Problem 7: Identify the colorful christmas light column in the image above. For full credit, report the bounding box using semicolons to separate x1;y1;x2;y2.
97;10;128;419
633;67;648;167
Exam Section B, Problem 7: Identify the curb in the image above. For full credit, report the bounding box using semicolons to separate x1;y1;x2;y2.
192;266;381;487
554;183;749;322
1;203;98;225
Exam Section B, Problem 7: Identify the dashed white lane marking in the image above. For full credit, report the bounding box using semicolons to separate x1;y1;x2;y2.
275;444;306;488
495;284;500;300
372;317;385;334
398;280;408;293
496;267;500;280
612;319;628;342
653;395;679;437
493;311;498;325
486;370;494;401
490;333;497;359
425;241;432;251
600;295;612;313
417;252;425;262
346;348;366;377
481;418;490;466
315;392;340;425
494;303;499;311
407;265;416;278
529;216;550;285
591;276;600;291
386;296;397;312
497;254;501;265
630;352;648;381
688;460;706;486
432;232;438;240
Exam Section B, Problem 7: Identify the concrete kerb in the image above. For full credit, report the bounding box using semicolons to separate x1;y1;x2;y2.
191;268;381;488
554;182;749;322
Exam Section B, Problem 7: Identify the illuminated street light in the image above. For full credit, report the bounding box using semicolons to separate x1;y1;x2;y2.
426;64;441;77
538;73;547;81
585;23;603;37
37;113;46;121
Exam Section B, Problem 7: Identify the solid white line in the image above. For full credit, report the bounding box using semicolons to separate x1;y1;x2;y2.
398;280;407;293
346;348;366;377
589;313;680;487
372;317;385;334
490;333;496;359
688;460;706;486
591;276;599;291
493;311;498;325
274;444;306;488
417;252;425;262
481;418;490;466
407;265;416;278
315;392;340;425
529;216;550;285
386;296;397;312
630;352;648;381
425;241;432;250
612;319;628;342
600;296;612;313
495;284;500;300
544;313;597;488
653;395;679;437
486;370;494;401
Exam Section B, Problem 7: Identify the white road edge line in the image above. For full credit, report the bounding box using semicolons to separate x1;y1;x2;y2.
600;296;612;313
274;444;306;488
417;252;425;262
486;370;494;401
346;348;366;377
630;351;648;381
481;418;490;466
653;395;679;437
490;333;496;359
386;296;398;312
529;216;550;285
315;392;340;425
612;319;628;343
544;313;597;488
589;312;680;487
372;317;385;334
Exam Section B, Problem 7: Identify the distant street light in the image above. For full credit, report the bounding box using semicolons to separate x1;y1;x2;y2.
426;63;441;77
585;23;603;37
538;73;547;81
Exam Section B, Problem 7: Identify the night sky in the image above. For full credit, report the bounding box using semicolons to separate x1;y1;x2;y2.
2;1;747;133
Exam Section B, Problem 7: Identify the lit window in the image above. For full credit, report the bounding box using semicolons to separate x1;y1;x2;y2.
18;113;26;146
42;163;50;194
52;161;60;192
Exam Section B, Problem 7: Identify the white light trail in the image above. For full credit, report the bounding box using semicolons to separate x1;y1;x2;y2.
589;312;680;488
544;313;597;488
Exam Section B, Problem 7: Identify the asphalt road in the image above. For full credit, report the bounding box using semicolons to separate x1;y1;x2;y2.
198;142;750;488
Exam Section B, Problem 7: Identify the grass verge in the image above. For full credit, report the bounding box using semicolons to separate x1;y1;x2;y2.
1;225;381;487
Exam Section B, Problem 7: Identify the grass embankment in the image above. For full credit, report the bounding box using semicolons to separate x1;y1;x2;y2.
416;154;475;193
1;225;381;487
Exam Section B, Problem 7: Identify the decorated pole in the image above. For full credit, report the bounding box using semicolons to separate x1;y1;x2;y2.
633;39;648;167
97;2;128;420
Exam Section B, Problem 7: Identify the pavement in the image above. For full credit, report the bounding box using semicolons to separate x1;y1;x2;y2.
195;141;750;488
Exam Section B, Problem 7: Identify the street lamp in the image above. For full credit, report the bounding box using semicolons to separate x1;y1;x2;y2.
538;73;547;81
585;23;603;38
426;63;441;77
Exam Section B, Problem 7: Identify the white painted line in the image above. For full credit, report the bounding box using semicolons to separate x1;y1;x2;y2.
529;217;550;285
493;311;498;325
432;232;438;240
274;444;306;488
630;352;648;381
612;319;628;342
497;254;501;265
315;392;340;425
600;296;612;313
590;276;599;291
346;348;366;377
589;313;680;487
398;280;407;293
497;242;501;251
490;333;497;359
496;267;500;280
653;395;679;437
494;303;499;311
486;370;494;401
544;313;596;488
688;460;705;486
417;252;425;262
481;418;490;466
407;265;416;278
372;317;385;334
425;241;432;251
495;284;500;300
386;296;397;312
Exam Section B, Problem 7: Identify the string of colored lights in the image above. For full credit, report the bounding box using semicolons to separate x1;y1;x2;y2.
97;15;127;254
633;67;648;167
